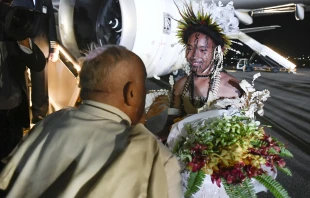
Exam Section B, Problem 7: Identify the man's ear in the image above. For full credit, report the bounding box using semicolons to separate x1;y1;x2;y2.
123;81;134;106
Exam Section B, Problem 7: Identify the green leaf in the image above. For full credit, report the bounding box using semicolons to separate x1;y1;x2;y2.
223;178;257;198
279;147;294;158
242;178;257;197
276;166;293;177
184;171;206;198
251;139;267;147
172;141;181;154
268;147;279;155
180;154;192;162
271;136;285;147
254;174;290;198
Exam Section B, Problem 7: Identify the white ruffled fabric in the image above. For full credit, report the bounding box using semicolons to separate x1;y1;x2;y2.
191;1;240;35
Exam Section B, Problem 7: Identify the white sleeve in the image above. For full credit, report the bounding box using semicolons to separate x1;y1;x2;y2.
17;38;33;54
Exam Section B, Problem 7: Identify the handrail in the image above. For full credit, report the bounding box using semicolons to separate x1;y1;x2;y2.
57;43;81;77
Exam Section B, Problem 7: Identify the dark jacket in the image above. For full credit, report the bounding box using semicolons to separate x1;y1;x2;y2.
5;39;46;127
11;0;57;52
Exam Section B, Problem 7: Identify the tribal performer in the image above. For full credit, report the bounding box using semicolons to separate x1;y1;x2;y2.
143;1;242;135
171;1;241;116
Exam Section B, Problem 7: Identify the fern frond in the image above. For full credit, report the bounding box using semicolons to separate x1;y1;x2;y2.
172;141;181;154
185;124;194;135
279;147;293;158
271;136;285;147
254;174;290;198
251;139;268;147
268;147;279;155
266;146;293;159
276;166;292;176
242;178;257;198
222;179;236;198
222;178;257;198
184;171;206;198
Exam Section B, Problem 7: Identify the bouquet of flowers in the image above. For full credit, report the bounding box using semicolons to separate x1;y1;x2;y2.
168;73;293;198
172;114;293;198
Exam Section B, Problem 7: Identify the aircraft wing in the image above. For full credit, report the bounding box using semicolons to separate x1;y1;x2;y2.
200;0;310;9
235;2;308;24
240;25;281;33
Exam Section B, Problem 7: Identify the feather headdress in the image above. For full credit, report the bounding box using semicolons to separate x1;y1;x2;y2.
175;1;239;54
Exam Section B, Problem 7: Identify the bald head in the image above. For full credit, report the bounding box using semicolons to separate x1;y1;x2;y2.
79;45;147;124
80;45;146;96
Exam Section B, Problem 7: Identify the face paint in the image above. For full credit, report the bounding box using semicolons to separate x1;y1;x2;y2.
186;32;216;75
192;33;201;72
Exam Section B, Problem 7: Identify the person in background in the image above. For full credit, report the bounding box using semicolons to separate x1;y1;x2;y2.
11;0;59;124
0;45;182;198
0;0;46;166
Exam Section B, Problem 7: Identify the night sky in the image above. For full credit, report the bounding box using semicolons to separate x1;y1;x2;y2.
232;12;310;57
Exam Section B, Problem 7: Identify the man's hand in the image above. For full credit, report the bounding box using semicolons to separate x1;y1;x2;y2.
49;52;59;62
49;41;59;62
18;38;31;49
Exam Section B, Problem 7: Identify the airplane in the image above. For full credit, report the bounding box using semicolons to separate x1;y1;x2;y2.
46;0;310;111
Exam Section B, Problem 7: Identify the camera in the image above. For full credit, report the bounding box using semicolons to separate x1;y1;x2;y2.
1;1;44;40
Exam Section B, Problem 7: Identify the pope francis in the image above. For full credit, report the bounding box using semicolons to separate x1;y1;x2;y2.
0;45;182;198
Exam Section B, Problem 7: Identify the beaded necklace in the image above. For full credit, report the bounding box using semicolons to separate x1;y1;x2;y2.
179;73;213;116
193;73;211;78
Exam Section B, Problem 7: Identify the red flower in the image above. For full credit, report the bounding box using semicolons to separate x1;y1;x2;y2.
211;174;222;187
276;158;286;168
188;143;208;172
244;165;265;178
226;175;233;184
273;146;281;152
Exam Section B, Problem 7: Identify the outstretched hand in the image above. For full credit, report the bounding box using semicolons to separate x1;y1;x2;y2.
49;52;59;62
49;41;59;62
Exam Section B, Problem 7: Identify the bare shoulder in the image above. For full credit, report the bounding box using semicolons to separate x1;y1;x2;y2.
173;76;188;95
218;72;242;97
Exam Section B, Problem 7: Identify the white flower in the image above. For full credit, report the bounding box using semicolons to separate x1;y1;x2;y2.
194;1;239;35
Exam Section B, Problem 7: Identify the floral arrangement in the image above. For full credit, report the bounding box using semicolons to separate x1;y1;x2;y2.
169;73;293;198
172;114;293;198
